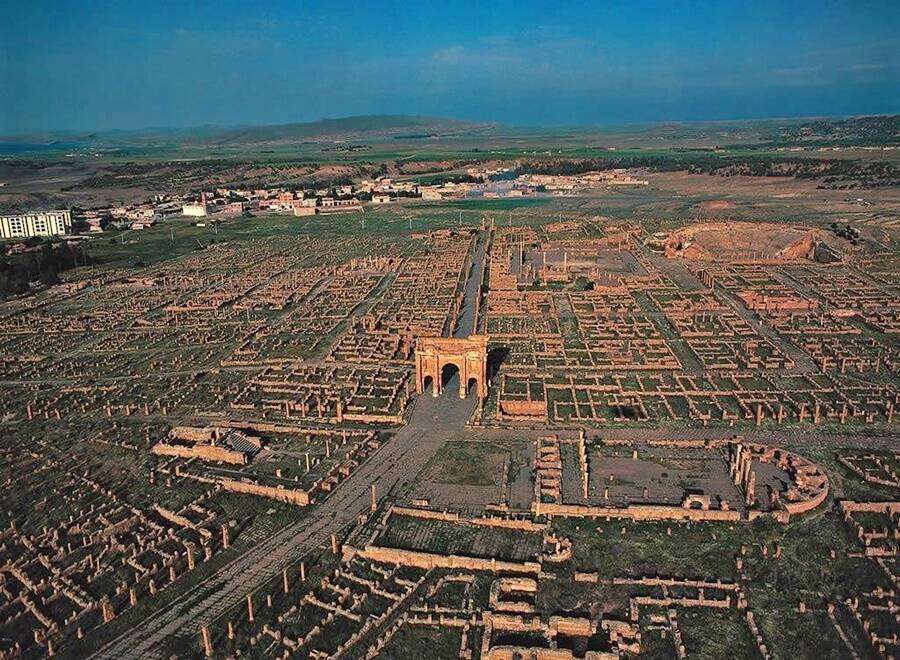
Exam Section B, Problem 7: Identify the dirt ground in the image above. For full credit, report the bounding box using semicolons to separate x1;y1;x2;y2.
652;171;900;231
0;159;365;213
669;222;815;260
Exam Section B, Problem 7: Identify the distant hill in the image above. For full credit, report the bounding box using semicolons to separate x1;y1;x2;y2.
0;115;494;150
205;115;487;145
775;114;900;146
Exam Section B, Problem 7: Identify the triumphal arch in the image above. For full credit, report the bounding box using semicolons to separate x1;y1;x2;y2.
415;335;488;399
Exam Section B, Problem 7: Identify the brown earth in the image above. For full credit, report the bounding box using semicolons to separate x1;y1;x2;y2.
665;221;820;261
0;160;368;213
695;200;735;213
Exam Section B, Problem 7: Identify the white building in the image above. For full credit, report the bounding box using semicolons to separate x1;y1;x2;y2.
0;210;72;239
182;203;209;217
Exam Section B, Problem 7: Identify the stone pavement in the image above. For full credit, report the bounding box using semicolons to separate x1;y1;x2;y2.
454;231;487;337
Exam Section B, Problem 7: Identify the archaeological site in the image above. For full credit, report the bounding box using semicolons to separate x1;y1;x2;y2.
1;206;897;660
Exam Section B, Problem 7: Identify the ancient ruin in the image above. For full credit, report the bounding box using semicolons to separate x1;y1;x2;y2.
1;211;896;659
415;335;489;400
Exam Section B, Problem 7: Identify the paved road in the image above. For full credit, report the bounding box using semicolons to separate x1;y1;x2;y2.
454;232;487;338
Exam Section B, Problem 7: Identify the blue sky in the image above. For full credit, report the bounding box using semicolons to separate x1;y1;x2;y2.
1;0;898;134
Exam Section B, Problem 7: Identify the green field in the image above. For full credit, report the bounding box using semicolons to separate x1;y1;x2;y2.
421;441;510;486
81;201;564;268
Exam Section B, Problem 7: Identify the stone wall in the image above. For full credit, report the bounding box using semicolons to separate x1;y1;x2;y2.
180;472;310;506
391;506;546;532
347;545;541;574
151;443;246;465
535;501;741;523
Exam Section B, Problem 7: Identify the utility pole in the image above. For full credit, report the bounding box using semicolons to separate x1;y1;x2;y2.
170;227;174;243
458;210;462;228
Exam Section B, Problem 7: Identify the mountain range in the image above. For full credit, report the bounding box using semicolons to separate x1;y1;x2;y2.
0;115;494;149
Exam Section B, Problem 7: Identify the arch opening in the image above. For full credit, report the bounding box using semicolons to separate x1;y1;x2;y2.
441;363;461;389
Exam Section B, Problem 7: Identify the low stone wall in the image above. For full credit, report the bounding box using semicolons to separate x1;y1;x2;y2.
483;611;622;660
632;594;731;609
152;505;211;539
645;438;724;449
535;502;741;523
348;545;541;574
549;615;593;637
391;506;546;532
839;500;900;514
782;484;829;518
344;412;404;425
170;426;214;442
838;456;899;488
486;647;618;660
497;577;538;592
181;472;310;506
151;443;246;465
612;576;738;591
499;400;547;420
391;506;462;523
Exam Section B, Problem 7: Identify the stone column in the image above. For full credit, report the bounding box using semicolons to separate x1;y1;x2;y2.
201;625;213;657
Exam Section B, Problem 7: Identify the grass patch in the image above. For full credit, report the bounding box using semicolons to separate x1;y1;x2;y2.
421;441;508;486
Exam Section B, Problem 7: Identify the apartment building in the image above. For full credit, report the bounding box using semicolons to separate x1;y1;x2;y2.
0;210;72;239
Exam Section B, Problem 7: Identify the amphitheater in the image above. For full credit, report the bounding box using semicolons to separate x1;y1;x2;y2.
662;221;830;262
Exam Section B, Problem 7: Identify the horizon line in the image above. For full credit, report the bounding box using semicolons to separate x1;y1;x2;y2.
3;111;899;141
